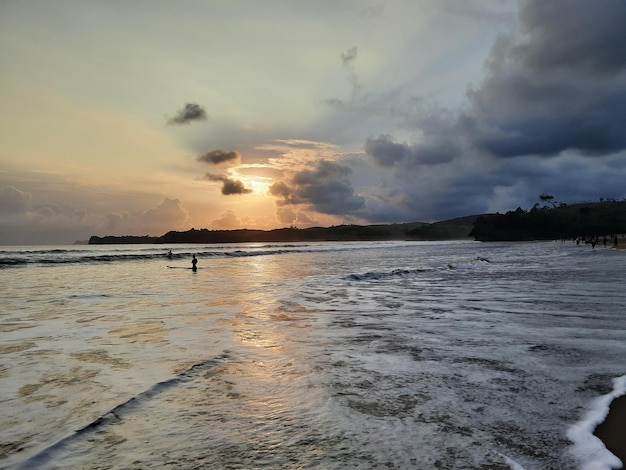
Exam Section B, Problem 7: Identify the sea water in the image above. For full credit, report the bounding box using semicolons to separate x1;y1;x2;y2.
1;240;625;469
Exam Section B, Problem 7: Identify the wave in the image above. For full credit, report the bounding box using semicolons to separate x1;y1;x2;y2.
345;268;430;281
345;257;492;281
0;240;489;270
11;352;233;469
0;242;417;268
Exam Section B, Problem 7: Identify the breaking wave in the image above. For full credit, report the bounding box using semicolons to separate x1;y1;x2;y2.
0;243;384;268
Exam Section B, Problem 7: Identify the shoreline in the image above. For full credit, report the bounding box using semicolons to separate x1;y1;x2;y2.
594;394;626;467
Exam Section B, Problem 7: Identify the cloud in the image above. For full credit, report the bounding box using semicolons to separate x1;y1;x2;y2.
211;210;242;229
1;172;197;243
0;186;103;244
463;0;626;158
325;46;362;108
0;185;32;215
197;150;241;165
275;207;317;226
269;160;364;215
515;0;626;75
362;1;626;162
96;198;190;236
364;135;407;168
275;207;298;225
167;103;209;125
341;45;358;68
204;173;252;195
365;134;459;168
138;198;188;233
350;0;626;225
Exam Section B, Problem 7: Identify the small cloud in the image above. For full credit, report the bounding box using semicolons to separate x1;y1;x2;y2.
197;150;241;165
342;46;361;102
325;46;361;108
167;103;209;125
204;173;252;195
322;97;347;108
341;46;358;67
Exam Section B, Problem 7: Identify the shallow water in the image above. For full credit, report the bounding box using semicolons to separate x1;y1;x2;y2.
1;241;625;469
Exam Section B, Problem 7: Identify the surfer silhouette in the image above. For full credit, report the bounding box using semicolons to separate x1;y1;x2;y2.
191;255;197;271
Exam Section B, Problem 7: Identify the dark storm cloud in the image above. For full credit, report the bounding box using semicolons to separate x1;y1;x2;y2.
197;150;240;165
464;0;626;158
269;160;364;215
364;135;406;168
167;103;209;125
204;173;252;195
516;0;626;75
365;135;458;168
362;0;626;166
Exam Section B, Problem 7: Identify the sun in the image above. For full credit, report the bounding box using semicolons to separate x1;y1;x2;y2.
248;178;272;195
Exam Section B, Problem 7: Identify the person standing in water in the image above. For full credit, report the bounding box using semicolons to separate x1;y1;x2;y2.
191;255;198;271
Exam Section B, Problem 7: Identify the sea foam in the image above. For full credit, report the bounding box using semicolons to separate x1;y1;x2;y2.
568;375;626;470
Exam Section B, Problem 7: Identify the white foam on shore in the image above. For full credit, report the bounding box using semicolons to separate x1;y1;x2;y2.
567;375;626;470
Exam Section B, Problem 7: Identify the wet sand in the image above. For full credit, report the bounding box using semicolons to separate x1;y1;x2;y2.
594;394;626;466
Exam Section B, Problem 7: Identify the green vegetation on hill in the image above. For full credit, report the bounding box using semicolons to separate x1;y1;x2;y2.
87;200;626;245
406;215;479;240
470;201;626;241
88;220;473;244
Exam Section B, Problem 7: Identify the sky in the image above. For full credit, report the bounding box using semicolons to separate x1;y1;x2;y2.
1;0;625;245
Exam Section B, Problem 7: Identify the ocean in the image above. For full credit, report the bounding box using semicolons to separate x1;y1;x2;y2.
1;240;624;469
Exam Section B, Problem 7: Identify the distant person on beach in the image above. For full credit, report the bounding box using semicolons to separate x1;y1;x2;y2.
167;250;173;259
192;255;197;271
